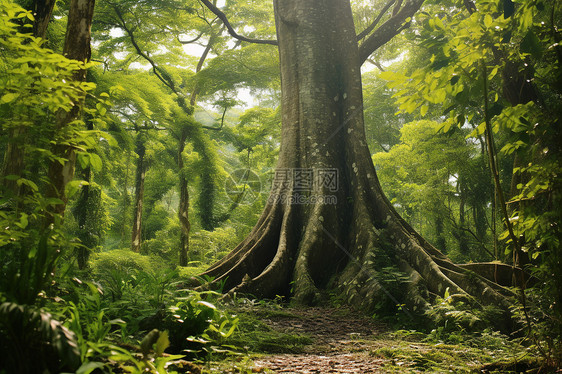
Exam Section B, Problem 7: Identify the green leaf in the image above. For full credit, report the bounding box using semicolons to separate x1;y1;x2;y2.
531;252;540;260
15;213;28;229
438;121;454;133
154;330;170;357
66;180;89;198
89;153;102;172
76;362;105;374
1;93;19;103
45;197;65;206
378;70;402;83
16;178;38;192
483;14;493;29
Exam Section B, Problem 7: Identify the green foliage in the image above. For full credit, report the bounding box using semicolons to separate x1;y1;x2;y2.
166;290;239;357
0;231;64;305
380;0;561;362
424;287;504;341
371;266;412;318
69;183;113;265
0;301;81;373
53;280;187;374
89;249;174;313
190;226;242;262
362;72;412;152
0;0;110;304
183;119;223;230
91;249;158;276
116;329;185;374
372;120;490;260
61;281;123;364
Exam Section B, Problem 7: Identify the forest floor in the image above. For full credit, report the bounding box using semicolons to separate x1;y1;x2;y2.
200;304;533;373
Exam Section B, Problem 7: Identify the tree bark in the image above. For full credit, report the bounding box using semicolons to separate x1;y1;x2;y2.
178;130;190;266
131;134;147;253
32;0;57;39
201;0;511;317
120;149;132;245
1;127;26;197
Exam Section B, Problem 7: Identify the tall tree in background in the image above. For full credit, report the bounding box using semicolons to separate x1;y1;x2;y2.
131;132;148;252
200;0;512;313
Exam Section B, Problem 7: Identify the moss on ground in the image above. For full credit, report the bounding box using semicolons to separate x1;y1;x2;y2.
229;309;312;354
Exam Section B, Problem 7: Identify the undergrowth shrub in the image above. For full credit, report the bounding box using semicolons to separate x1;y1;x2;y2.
91;249;159;276
88;250;180;337
164;290;239;359
0;302;81;373
424;287;505;342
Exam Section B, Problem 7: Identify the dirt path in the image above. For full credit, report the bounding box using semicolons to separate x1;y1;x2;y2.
206;305;528;373
249;307;391;373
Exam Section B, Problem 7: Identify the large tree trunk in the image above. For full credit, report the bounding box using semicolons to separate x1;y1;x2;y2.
201;0;511;315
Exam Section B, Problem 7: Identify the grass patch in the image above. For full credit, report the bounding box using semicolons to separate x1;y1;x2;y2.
177;263;209;279
230;310;312;354
368;330;530;373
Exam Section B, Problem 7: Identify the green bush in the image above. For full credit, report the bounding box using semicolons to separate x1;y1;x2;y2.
88;250;181;336
190;226;241;262
142;218;181;263
165;290;239;358
91;249;157;275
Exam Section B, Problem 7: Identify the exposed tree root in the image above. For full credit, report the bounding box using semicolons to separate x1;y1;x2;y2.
199;159;516;322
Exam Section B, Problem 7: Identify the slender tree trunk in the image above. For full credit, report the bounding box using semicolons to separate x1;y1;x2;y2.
1;127;26;197
201;0;511;317
32;0;57;39
75;165;91;269
121;149;132;245
458;182;469;254
178;130;190;266
434;214;447;252
131;134;147;253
